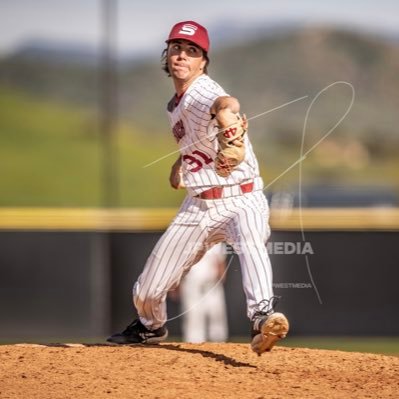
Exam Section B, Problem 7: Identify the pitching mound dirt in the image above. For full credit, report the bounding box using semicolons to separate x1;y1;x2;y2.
0;343;398;398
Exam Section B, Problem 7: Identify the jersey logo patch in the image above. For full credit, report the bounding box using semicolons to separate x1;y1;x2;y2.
172;120;186;142
178;24;197;36
223;127;237;138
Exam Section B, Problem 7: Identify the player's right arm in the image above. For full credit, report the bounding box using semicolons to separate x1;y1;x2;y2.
169;155;185;189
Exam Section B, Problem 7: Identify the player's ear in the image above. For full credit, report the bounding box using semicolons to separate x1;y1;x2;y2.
200;57;206;70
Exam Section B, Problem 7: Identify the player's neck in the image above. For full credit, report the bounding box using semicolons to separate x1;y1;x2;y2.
173;73;204;96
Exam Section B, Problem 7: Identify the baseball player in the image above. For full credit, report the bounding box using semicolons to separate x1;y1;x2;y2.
107;20;289;355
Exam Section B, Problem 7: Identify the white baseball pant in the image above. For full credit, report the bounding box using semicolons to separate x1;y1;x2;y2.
133;189;273;329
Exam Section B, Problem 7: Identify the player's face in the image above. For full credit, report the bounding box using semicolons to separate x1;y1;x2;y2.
167;40;206;82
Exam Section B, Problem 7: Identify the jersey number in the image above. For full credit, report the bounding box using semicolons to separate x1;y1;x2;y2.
183;150;213;172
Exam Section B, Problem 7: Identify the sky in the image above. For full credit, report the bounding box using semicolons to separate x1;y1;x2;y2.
1;0;399;56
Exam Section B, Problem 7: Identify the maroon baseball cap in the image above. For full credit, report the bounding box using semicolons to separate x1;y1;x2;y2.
166;21;210;52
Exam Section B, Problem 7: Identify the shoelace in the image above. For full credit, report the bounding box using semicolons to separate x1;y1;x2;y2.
253;296;281;318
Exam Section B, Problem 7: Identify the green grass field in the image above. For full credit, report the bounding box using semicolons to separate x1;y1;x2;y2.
278;336;399;356
2;336;398;356
226;336;399;356
1;86;399;207
0;86;185;207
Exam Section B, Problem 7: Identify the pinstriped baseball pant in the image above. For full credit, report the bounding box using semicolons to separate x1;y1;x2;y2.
133;190;274;330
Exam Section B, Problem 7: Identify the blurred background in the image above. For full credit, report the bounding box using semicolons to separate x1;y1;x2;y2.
0;0;398;354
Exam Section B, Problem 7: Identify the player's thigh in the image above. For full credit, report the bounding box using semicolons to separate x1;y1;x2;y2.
138;222;208;294
226;193;270;247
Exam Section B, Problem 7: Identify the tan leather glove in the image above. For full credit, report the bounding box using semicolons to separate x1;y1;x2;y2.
214;110;247;177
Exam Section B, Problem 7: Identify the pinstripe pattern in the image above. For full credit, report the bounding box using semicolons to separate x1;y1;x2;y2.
133;190;274;329
167;75;260;196
133;73;274;331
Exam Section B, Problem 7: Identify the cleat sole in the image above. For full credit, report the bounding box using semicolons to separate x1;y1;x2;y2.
251;312;289;355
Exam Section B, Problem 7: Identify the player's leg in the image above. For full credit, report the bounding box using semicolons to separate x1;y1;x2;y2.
227;191;274;318
133;220;207;329
227;191;289;354
107;196;208;344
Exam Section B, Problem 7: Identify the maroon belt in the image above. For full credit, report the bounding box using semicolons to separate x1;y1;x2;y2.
197;182;254;200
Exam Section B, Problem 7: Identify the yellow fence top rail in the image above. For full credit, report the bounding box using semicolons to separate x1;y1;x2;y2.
0;207;399;231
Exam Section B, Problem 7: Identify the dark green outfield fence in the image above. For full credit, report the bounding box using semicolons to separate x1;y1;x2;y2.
0;208;398;341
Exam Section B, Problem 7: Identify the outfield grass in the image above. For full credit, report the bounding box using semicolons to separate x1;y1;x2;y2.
0;86;185;207
227;336;399;356
255;336;399;356
1;86;399;207
2;336;398;356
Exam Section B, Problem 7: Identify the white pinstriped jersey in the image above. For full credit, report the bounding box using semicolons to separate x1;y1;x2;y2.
132;74;275;331
167;74;262;196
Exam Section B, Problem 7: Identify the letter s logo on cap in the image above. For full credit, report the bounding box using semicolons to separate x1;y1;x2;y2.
178;24;197;36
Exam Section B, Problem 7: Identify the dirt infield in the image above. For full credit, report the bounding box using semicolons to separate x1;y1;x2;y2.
0;343;398;398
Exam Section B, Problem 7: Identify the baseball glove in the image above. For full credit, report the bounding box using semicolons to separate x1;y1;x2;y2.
214;110;247;177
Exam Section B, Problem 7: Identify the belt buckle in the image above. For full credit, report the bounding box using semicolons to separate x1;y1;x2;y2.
199;182;253;199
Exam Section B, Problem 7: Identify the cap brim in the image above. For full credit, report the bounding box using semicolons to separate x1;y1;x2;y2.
165;36;207;52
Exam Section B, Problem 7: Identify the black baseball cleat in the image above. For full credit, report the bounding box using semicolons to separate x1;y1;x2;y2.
107;319;168;344
250;297;289;355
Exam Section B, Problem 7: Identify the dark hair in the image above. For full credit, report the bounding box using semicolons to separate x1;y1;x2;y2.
161;47;209;76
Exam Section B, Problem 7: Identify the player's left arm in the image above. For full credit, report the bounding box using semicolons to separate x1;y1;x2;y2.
211;96;240;114
210;96;248;177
